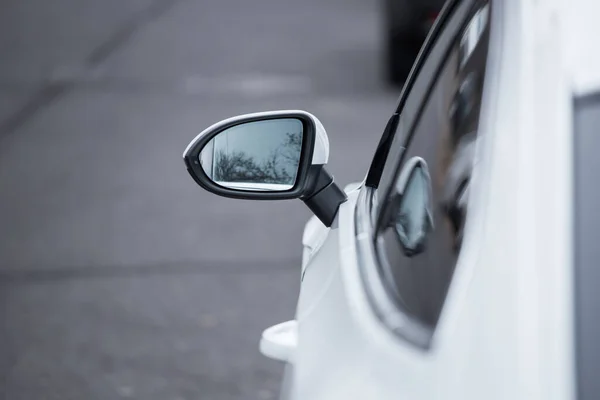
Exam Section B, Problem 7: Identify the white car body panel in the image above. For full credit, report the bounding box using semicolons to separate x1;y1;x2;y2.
263;0;600;399
564;0;600;95
300;182;361;274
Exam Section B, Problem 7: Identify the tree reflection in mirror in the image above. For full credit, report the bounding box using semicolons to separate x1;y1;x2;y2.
199;118;303;191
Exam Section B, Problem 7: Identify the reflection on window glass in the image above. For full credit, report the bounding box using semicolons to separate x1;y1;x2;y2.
200;119;303;189
395;166;432;254
459;3;489;68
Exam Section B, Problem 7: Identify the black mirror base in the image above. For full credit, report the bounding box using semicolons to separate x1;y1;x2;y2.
301;166;347;228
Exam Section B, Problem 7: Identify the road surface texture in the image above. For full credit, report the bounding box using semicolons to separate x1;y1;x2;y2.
0;0;401;399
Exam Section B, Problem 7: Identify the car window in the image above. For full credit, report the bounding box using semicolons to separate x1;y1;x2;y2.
375;0;490;330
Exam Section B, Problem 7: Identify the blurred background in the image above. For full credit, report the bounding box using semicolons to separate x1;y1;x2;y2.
0;0;403;399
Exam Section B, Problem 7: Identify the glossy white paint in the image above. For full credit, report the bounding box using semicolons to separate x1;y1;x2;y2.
182;110;330;165
563;0;600;95
259;320;298;363
258;0;598;399
300;215;329;275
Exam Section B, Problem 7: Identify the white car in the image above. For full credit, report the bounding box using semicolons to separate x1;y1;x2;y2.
183;0;600;398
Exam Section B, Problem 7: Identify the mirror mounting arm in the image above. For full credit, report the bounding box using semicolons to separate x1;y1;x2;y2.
300;166;347;228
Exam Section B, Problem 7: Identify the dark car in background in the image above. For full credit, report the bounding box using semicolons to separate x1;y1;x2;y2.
383;0;445;85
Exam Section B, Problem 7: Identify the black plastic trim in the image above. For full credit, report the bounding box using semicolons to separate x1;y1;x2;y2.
365;113;399;188
302;167;348;228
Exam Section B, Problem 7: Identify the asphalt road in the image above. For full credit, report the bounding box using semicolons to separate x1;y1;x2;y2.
0;0;400;399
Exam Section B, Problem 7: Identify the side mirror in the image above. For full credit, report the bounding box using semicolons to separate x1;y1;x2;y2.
183;110;347;227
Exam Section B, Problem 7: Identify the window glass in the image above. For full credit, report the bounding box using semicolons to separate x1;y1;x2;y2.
459;3;490;68
376;1;491;329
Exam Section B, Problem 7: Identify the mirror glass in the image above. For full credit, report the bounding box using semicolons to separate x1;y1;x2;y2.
199;118;303;191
